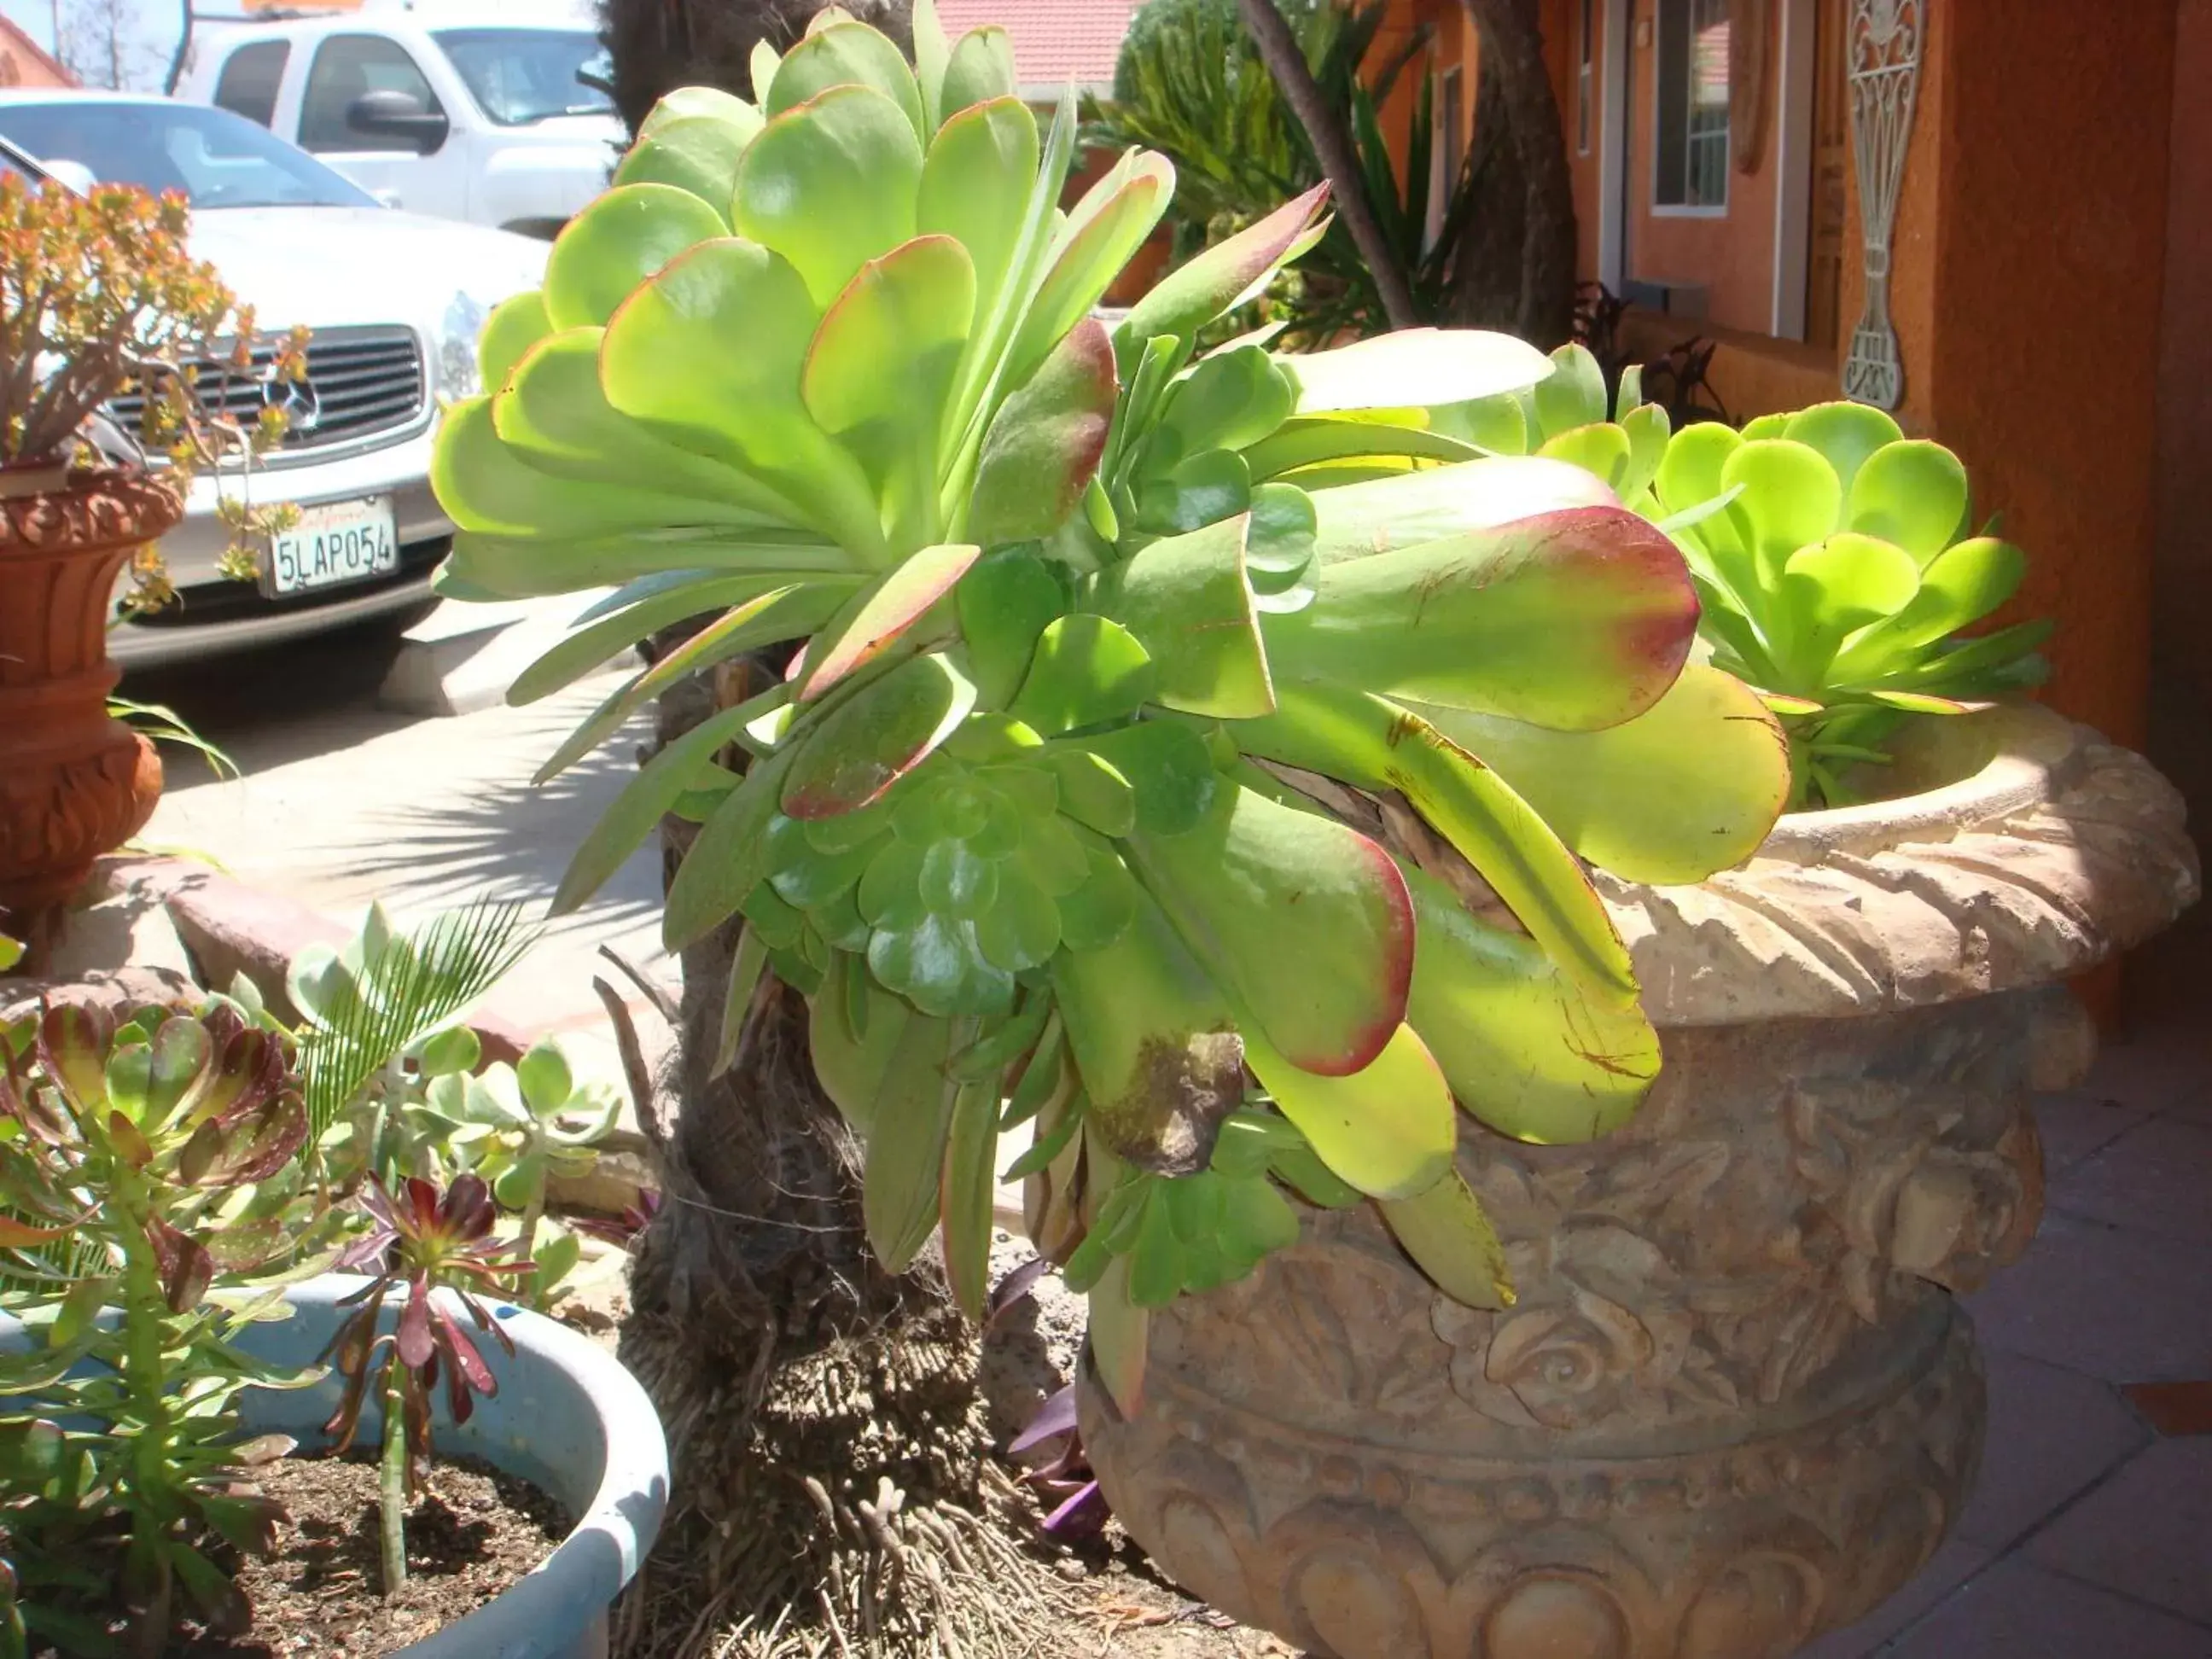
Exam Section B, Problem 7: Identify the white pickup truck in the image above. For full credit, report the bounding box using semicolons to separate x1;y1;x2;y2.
174;2;625;237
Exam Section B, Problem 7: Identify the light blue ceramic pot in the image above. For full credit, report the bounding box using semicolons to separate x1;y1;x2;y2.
0;1274;668;1659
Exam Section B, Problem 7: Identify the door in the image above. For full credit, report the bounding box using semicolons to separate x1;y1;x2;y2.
295;34;459;217
1804;0;1848;350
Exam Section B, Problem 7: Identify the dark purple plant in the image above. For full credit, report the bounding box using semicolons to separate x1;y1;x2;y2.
322;1173;532;1594
1009;1385;1107;1540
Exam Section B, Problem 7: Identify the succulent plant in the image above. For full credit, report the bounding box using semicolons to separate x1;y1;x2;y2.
428;4;1791;1413
324;1173;533;1595
1649;402;2049;808
0;1001;327;1651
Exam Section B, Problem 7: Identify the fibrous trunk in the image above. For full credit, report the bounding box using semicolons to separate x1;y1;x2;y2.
1450;0;1577;346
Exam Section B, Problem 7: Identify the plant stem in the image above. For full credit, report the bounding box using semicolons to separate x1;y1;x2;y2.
378;1365;408;1596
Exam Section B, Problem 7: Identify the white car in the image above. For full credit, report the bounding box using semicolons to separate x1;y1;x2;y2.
176;4;625;237
0;92;547;666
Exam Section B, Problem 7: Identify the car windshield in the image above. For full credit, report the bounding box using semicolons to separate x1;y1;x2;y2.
431;29;614;126
0;101;378;209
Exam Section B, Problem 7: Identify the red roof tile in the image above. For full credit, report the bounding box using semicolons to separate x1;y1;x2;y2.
936;0;1138;90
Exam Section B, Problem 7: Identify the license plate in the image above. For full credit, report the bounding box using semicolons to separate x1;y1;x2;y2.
264;496;399;597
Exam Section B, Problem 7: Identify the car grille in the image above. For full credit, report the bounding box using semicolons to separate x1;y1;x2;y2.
106;325;427;456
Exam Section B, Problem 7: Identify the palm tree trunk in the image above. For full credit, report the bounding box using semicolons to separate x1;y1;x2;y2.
1235;0;1419;330
1453;0;1578;346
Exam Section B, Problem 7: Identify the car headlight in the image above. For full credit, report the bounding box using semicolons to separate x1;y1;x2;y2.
435;291;490;403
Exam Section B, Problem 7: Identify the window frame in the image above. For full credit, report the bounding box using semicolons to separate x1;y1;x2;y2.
211;39;289;130
1577;0;1594;156
297;33;445;155
1650;0;1732;218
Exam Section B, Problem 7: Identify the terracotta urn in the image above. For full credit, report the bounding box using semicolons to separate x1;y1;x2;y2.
0;466;182;930
1078;707;2200;1659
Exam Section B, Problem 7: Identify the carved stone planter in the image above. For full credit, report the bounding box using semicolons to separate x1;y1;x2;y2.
1080;707;2199;1659
0;468;180;928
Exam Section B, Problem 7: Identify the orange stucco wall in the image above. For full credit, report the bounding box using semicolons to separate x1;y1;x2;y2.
1616;0;1780;333
1860;0;2175;749
0;19;73;88
2153;0;2212;765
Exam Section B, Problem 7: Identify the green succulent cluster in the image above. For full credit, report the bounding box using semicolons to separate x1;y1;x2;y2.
430;5;1795;1412
1467;346;2051;809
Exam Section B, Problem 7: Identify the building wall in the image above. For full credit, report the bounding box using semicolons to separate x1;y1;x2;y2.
1615;0;1781;333
0;18;73;88
2152;0;2212;785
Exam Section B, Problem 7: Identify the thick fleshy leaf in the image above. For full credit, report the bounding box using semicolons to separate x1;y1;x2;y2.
1234;684;1637;1004
1091;514;1274;718
798;542;978;700
919;96;1039;326
511;573;859;706
479;290;550;391
1378;1170;1512;1310
940;1075;1000;1317
663;745;796;947
939;26;1018;115
911;0;949;127
1085;1252;1150;1417
803;234;976;542
612;112;761;218
1243;414;1480;480
1307;456;1617;565
600;237;885;558
1243;1021;1454;1201
1262;506;1697;731
734;84;924;309
555;701;761;913
1279;329;1551;415
1131;445;1250;536
1533;341;1608;435
1126;783;1412;1076
1061;721;1218;835
783;652;978;818
765;20;926;141
1779;401;1901;502
956;545;1067;706
433;398;775;538
1010;614;1156;733
533;585;838;782
1537;422;1633;492
1150;346;1294;462
1401;862;1657;1142
863;1010;962;1271
1776;532;1922;684
642;85;760;133
1051;888;1242;1174
1004;154;1173;390
1720;439;1843;592
968;317;1118;546
1114;183;1329;371
810;955;910;1130
1830;536;2028;684
441;527;847;599
1652;420;1745;582
494;327;804;522
543;184;727;329
1846;439;1970;565
1408;664;1787;885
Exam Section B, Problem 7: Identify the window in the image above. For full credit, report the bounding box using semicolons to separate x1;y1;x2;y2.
299;35;441;153
1577;0;1594;155
212;40;288;129
0;100;377;209
431;29;613;126
1654;0;1729;211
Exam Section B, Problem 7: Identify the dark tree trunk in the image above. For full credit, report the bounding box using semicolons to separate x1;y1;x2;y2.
1235;0;1418;330
599;0;915;136
1451;0;1578;346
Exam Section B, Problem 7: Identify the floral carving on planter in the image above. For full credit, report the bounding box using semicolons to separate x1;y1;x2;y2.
1082;708;2198;1659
